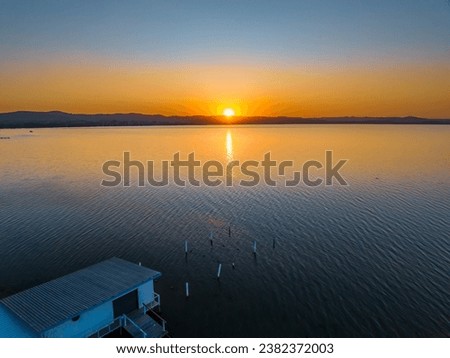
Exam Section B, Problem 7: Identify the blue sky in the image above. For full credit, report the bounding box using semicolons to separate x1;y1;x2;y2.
1;0;449;64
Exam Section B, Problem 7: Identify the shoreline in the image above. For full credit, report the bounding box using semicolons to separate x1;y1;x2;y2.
0;112;449;129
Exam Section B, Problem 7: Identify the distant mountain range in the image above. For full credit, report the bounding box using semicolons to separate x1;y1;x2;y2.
0;111;449;128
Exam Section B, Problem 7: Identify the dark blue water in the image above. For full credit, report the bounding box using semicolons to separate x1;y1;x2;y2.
0;126;449;337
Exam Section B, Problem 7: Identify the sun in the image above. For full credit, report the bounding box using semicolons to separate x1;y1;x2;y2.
223;108;235;117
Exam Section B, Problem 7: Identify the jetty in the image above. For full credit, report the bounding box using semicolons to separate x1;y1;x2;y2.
0;258;166;338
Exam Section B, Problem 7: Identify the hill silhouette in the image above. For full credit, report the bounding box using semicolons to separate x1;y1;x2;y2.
0;111;448;128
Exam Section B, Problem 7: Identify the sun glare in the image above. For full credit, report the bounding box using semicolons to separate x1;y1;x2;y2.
223;108;235;117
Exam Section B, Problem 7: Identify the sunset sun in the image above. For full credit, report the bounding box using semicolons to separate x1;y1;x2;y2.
223;108;235;117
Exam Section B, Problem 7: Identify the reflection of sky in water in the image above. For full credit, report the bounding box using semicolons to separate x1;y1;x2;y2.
1;125;450;187
0;125;449;337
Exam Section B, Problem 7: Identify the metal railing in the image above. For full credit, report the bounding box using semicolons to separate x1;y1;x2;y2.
142;292;161;314
93;316;123;338
123;315;147;338
143;302;167;333
150;292;161;309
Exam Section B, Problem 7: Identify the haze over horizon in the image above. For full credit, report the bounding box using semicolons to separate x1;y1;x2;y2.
1;0;449;118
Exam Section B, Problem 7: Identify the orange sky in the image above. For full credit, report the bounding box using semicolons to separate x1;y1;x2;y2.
1;57;449;118
2;1;450;118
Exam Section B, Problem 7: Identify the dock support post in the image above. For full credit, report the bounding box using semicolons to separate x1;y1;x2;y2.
253;240;257;255
185;282;189;297
184;240;188;255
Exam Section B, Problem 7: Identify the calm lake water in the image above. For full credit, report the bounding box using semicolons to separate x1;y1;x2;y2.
0;125;449;337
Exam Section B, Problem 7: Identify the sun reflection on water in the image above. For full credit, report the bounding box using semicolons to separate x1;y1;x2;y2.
226;130;233;162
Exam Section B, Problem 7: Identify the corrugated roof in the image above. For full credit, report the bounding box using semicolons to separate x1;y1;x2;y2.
0;257;161;333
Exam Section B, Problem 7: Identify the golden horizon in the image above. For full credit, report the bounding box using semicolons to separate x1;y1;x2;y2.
1;58;449;118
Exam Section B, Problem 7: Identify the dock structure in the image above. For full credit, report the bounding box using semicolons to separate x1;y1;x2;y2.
0;257;166;338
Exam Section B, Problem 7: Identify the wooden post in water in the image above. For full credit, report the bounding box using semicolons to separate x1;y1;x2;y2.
184;240;188;255
253;240;257;255
217;263;222;279
185;282;189;297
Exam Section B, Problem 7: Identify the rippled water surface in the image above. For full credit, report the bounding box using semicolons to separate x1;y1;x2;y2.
0;125;449;337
